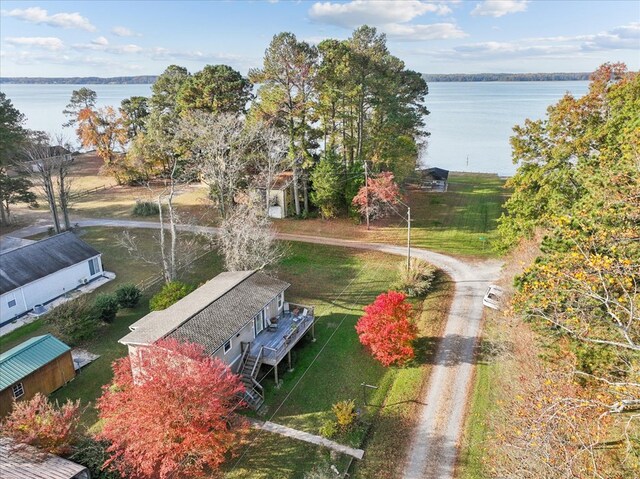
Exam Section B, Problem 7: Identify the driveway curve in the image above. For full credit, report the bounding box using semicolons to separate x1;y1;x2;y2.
7;218;501;479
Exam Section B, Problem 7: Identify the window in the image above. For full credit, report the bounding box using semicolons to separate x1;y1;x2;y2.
88;257;101;276
223;339;232;354
7;299;16;308
12;382;24;399
277;293;283;309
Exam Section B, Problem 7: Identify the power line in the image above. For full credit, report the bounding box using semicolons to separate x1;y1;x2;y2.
229;259;388;472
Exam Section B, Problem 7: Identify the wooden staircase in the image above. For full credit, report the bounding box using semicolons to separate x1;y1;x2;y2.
239;344;264;410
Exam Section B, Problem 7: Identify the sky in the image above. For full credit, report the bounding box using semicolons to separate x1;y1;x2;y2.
1;0;639;77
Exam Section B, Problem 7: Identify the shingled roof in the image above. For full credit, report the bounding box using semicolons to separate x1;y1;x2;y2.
120;271;290;355
0;232;100;295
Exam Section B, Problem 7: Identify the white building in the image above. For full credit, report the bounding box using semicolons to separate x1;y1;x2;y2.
0;232;104;326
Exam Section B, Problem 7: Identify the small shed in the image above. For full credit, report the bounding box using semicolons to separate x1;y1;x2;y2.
0;438;89;479
0;334;75;416
253;171;296;219
0;232;104;325
419;167;449;192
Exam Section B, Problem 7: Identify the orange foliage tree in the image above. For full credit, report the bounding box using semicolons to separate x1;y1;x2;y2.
0;393;81;456
356;291;417;366
352;171;402;222
77;106;128;183
97;339;246;479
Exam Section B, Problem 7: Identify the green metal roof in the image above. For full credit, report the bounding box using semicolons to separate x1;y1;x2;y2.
0;335;71;391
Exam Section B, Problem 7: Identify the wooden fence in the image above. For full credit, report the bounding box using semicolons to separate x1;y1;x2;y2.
69;184;110;200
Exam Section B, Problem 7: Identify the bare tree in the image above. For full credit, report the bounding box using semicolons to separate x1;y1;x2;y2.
19;134;74;233
250;124;290;216
217;195;283;272
179;112;257;219
119;159;204;284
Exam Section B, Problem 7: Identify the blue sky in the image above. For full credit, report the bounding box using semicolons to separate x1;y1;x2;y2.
1;1;638;76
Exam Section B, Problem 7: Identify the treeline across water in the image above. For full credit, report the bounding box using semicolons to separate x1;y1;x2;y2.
422;72;590;82
1;72;592;85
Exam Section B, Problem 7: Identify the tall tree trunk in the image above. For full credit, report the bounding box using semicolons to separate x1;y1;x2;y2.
157;193;170;284
289;117;301;216
303;176;309;214
0;203;8;226
45;179;61;233
57;169;71;230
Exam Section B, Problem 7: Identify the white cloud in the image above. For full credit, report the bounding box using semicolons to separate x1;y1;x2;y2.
384;22;467;41
433;22;640;61
92;36;109;46
471;0;528;18
2;6;96;31
309;0;451;28
4;36;65;51
111;26;141;37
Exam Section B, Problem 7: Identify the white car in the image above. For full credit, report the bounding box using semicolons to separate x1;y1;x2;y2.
483;285;504;310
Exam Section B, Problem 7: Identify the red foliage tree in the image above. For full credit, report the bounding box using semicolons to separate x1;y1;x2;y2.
355;291;417;366
97;339;246;479
352;171;402;221
0;393;81;456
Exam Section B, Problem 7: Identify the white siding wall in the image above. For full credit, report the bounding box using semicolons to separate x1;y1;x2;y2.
0;255;103;325
212;293;285;372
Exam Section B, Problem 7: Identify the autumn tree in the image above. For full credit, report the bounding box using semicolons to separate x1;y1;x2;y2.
97;339;246;479
355;291;417;366
1;393;81;456
494;64;640;476
77;106;128;183
352;171;402;226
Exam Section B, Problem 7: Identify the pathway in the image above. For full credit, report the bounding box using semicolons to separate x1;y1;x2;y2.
250;419;365;460
5;218;502;479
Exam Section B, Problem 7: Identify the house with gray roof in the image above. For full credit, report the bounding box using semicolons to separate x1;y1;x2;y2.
0;334;75;416
0;232;104;326
120;270;315;409
0;438;89;479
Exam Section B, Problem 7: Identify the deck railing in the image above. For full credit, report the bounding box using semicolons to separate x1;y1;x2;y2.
261;304;315;364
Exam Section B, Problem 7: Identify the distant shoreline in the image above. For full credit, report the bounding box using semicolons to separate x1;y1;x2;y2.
0;72;591;85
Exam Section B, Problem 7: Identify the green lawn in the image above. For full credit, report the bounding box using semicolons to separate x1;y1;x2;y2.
274;172;508;259
2;228;450;478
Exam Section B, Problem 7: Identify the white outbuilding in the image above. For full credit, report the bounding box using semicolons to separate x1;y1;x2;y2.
0;232;104;326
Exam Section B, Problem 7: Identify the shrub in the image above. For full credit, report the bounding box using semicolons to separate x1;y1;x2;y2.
69;438;121;479
318;419;337;439
44;298;99;344
332;399;357;430
356;291;417;366
115;283;142;308
93;293;120;323
395;258;437;297
132;200;159;217
1;393;81;456
149;281;195;311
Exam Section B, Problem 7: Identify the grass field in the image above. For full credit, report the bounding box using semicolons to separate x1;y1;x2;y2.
274;172;507;258
1;227;451;478
10;161;507;259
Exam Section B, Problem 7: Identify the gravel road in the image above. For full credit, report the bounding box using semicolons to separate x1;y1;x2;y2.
6;218;501;479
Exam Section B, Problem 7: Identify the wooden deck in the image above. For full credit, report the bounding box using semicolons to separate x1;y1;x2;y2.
250;304;315;366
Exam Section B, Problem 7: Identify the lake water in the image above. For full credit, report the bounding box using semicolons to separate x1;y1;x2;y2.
1;81;589;176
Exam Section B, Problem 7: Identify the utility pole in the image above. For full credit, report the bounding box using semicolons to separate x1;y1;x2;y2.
364;160;370;230
407;206;411;270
